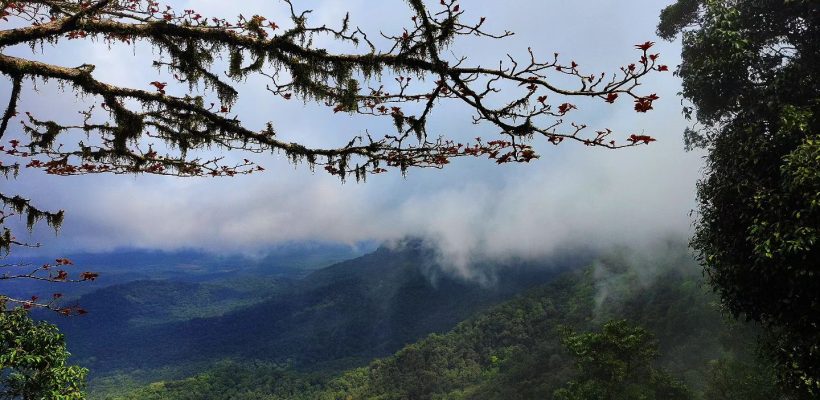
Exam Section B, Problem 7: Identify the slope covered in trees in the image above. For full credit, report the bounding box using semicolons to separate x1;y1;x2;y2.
49;240;587;384
101;243;782;400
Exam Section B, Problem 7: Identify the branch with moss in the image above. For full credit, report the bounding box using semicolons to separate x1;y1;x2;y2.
0;0;668;258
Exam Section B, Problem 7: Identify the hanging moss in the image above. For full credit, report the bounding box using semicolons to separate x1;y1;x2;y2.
47;210;65;232
8;195;28;215
25;207;42;231
228;49;244;78
341;78;359;111
0;228;11;256
0;164;19;179
392;113;405;133
409;117;425;142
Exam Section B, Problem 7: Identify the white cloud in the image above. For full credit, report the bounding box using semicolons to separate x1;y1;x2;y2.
3;0;696;275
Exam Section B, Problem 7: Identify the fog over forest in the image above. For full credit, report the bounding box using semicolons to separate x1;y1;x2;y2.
3;0;816;399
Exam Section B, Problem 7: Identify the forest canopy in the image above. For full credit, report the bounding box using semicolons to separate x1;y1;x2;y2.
659;0;819;396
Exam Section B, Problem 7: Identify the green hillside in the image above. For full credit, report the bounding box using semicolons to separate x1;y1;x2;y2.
103;244;780;399
52;240;583;390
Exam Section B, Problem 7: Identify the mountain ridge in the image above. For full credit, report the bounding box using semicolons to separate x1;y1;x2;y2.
50;239;590;381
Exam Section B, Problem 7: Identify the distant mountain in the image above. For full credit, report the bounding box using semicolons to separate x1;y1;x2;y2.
45;280;279;329
105;243;775;400
4;241;374;300
306;260;764;400
53;239;591;380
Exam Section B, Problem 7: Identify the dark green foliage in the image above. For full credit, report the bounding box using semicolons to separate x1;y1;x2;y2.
108;246;784;400
307;254;780;400
314;271;592;400
105;270;592;400
56;241;575;381
0;306;87;399
703;357;784;400
51;279;272;330
107;246;772;400
658;1;820;395
101;362;325;400
657;0;701;41
553;320;691;400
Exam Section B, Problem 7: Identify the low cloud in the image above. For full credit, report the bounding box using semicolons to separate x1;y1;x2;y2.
3;0;700;279
9;123;703;279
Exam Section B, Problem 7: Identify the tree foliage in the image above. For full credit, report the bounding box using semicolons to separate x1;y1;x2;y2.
703;358;784;400
102;249;782;400
553;320;691;400
658;0;819;396
0;304;87;399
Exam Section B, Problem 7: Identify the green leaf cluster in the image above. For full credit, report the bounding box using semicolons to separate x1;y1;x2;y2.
553;320;690;400
0;306;87;399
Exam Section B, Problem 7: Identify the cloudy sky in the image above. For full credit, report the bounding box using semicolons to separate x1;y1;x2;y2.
2;0;703;269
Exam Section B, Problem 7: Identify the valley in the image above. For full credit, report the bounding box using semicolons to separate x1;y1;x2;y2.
29;239;776;399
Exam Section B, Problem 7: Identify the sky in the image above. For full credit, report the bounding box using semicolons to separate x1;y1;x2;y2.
2;0;703;273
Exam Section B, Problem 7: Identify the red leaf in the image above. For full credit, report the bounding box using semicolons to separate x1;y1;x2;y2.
634;99;653;113
81;272;99;281
557;103;576;114
628;134;656;144
149;81;167;94
635;41;655;51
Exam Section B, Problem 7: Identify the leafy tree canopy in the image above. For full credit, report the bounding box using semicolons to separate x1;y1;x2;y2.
0;305;87;399
553;319;691;400
658;0;819;396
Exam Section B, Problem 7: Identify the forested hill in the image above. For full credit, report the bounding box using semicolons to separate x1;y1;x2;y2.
101;243;780;400
53;239;590;381
12;242;373;301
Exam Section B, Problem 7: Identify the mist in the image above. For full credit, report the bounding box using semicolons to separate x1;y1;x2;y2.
2;0;702;278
